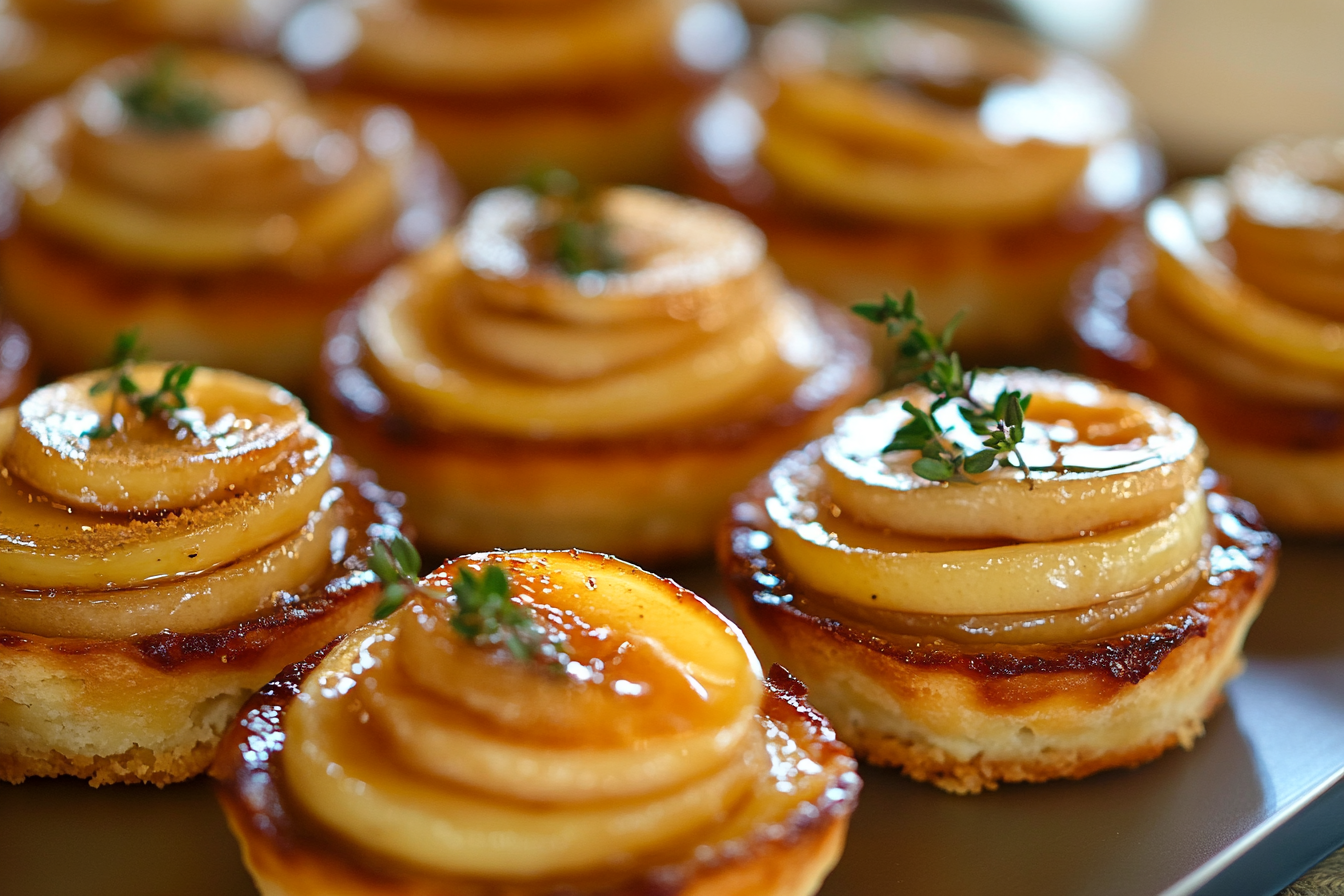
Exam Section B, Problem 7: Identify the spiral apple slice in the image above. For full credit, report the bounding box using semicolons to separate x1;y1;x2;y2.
287;630;764;880
8;365;308;512
767;444;1209;616
361;266;821;437
0;406;332;591
821;371;1203;541
456;186;770;326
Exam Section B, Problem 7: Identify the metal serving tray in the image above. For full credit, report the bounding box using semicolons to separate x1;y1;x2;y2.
3;541;1342;896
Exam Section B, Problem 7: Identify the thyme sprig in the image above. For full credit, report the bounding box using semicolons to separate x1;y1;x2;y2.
369;534;568;667
118;46;220;133
521;168;624;278
853;290;1033;484
85;331;197;438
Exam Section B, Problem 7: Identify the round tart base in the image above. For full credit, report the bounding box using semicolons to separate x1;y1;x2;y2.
0;457;400;787
718;477;1278;795
212;661;860;896
0;226;394;391
1074;253;1344;535
686;172;1143;366
318;298;874;563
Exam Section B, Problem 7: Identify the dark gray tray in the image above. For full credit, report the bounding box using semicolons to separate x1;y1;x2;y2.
3;541;1341;896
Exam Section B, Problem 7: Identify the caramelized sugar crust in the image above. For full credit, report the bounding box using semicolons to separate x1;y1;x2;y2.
317;299;875;561
212;663;860;896
718;476;1278;793
0;456;401;786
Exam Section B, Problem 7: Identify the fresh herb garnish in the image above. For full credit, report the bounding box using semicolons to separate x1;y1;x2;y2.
853;290;1033;484
85;330;197;438
368;533;568;667
521;168;624;278
117;47;220;133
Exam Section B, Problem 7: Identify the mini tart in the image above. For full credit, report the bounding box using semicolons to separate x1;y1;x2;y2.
1075;137;1344;534
0;0;294;122
0;364;403;786
279;0;746;193
317;185;875;562
212;550;860;896
718;369;1278;794
685;13;1161;363
0;48;453;389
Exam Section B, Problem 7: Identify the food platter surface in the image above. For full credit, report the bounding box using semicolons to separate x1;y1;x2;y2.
3;541;1342;896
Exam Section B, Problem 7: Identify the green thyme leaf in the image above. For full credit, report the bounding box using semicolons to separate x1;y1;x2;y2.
521;168;624;278
118;47;220;133
850;290;1035;486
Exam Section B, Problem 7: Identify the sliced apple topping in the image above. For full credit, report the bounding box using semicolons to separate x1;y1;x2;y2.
763;371;1210;624
359;186;827;437
284;551;770;880
0;365;333;591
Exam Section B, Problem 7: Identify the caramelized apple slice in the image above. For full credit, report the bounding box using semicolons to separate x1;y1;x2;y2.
8;365;307;512
821;370;1203;541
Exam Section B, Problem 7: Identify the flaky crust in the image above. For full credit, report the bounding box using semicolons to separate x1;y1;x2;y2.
212;663;860;896
0;456;401;787
317;298;875;563
718;476;1278;794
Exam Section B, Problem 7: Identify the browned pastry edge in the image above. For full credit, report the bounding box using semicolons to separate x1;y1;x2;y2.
212;661;861;896
0;454;400;786
718;473;1278;793
0;741;218;787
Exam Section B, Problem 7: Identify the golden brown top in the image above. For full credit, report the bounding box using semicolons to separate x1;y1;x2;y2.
359;185;833;438
760;369;1210;640
692;13;1151;227
279;0;746;93
1139;137;1344;406
281;550;800;882
0;48;447;275
0;364;361;640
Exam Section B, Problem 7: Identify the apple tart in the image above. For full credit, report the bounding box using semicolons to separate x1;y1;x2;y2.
318;182;874;561
278;0;747;193
0;0;297;123
686;14;1161;362
1076;138;1344;534
0;48;453;389
0;362;402;786
719;368;1278;793
213;548;860;896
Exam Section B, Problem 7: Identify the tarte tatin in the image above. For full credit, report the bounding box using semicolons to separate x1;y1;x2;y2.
720;358;1277;793
278;0;747;193
1076;137;1344;534
213;548;860;896
0;0;295;123
0;47;453;389
0;360;402;785
319;180;874;562
686;13;1160;362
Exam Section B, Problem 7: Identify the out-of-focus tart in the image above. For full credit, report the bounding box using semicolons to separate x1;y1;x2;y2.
0;48;453;389
213;548;860;896
318;180;874;561
0;360;402;786
278;0;748;193
686;14;1161;362
0;0;298;123
719;305;1277;792
0;315;36;406
1076;138;1344;534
